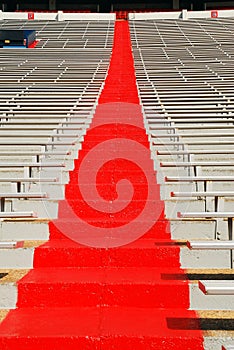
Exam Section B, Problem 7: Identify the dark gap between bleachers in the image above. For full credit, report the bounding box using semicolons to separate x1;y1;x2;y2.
167;318;234;331
154;242;185;246
0;273;8;280
161;273;234;281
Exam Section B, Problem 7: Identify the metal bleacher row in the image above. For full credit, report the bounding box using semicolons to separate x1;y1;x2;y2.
130;17;234;348
0;19;114;252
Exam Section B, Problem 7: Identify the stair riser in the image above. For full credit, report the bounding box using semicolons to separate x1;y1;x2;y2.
57;200;164;220
17;283;189;308
50;220;171;239
4;282;234;311
65;185;160;199
0;248;231;269
34;247;181;268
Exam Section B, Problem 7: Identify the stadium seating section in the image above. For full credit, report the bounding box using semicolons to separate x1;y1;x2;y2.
0;13;233;350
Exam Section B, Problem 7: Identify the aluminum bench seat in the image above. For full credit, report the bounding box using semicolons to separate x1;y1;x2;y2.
0;193;48;198
0;121;89;126
0;193;48;211
0;141;76;147
170;193;234;211
178;212;234;219
157;150;234;156
0;162;65;168
166;176;234;183
149;126;234;132
222;345;234;350
0;178;59;193
0;133;84;139
187;241;234;250
152;140;234;147
199;281;234;295
147;117;234;123
0;241;24;249
163;177;234;194
172;192;234;198
0;212;37;218
0;151;70;156
161;162;234;168
0;126;84;131
0;178;58;183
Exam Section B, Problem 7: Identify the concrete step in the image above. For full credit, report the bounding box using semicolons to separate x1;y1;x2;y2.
1;267;234;311
0;219;49;241
162;268;234;309
12;199;59;219
8;238;227;270
0;306;204;349
0;270;28;309
33;239;182;268
200;169;234;176
160;181;234;194
154;154;234;163
200;311;234;350
169;219;217;240
0;184;65;199
180;246;231;269
160;183;196;199
0;297;233;349
16;267;190;309
172;217;232;241
164;198;205;219
0;241;45;269
0;169;70;181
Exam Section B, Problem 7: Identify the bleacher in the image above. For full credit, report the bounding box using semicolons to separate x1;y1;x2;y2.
0;10;233;350
0;18;113;250
130;17;234;348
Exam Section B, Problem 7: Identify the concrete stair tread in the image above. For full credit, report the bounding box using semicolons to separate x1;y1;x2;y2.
23;240;47;248
15;266;191;308
0;218;49;223
0;270;28;283
0;310;8;323
198;310;234;318
33;238;181;268
0;309;233;335
37;238;179;249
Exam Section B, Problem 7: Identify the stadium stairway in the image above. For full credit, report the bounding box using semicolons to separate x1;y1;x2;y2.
0;21;204;349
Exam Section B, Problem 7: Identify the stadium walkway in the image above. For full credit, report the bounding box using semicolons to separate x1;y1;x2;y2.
0;20;204;349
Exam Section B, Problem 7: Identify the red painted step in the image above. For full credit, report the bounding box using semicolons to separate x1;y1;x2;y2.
17;267;190;308
33;239;181;268
0;307;203;350
49;219;171;240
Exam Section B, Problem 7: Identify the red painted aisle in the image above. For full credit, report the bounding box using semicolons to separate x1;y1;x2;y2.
0;21;204;349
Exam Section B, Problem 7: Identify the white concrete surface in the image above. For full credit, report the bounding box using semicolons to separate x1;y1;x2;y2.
190;283;234;310
0;220;49;240
0;284;17;309
0;248;34;269
180;247;231;269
